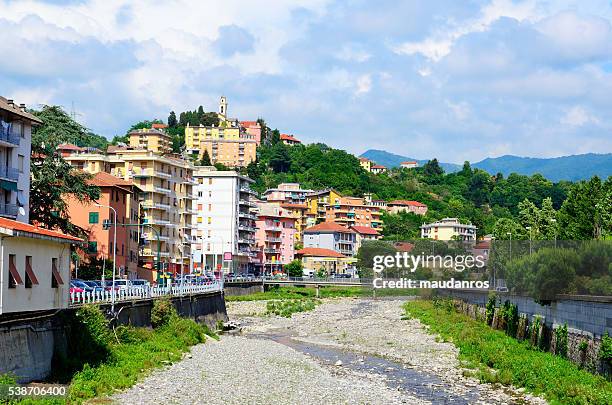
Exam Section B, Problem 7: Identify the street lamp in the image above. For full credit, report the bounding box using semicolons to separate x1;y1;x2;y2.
526;226;532;255
95;203;117;314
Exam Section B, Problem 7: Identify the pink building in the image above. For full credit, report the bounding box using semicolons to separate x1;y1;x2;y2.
255;202;296;274
240;121;262;145
386;200;428;215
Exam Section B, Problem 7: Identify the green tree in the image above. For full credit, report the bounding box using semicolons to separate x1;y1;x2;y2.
422;158;444;183
356;240;397;278
284;260;304;277
168;111;177;127
126;119;163;134
269;142;291;172
558;176;611;240
200;149;212;166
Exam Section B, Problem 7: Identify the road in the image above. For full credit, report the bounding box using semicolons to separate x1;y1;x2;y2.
112;298;547;404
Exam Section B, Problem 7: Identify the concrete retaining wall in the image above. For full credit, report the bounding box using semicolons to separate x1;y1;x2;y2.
224;282;264;296
0;291;227;383
439;289;612;337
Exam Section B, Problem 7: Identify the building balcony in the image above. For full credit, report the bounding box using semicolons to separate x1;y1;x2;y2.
238;225;256;232
143;218;171;226
238;211;257;220
238;238;255;244
0;127;20;147
153;186;172;194
264;248;280;254
0;203;18;218
0;166;19;182
239;199;257;207
142;233;170;242
181;223;196;229
139;248;171;257
141;201;171;210
265;237;282;243
239;186;256;195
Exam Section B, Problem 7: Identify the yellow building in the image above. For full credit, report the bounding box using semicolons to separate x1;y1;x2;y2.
184;96;257;167
359;157;372;172
128;124;172;154
420;218;477;241
64;149;196;276
280;203;308;243
305;188;343;224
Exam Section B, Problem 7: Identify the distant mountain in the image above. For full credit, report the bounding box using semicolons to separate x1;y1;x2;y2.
360;150;612;182
473;154;612;182
360;150;461;173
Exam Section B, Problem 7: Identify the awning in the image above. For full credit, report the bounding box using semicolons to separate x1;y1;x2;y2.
0;180;17;192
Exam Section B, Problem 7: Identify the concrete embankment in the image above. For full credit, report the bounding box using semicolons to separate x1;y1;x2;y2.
0;291;227;383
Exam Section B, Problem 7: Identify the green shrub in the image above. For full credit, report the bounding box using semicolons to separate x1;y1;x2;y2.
151;298;177;328
403;300;612;404
486;294;496;326
600;332;612;366
578;340;589;352
554;323;569;358
504;302;519;338
266;299;319;317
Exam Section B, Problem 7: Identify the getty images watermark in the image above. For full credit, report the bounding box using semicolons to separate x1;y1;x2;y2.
371;252;489;290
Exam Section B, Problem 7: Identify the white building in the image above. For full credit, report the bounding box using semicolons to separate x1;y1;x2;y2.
400;161;418;169
303;222;357;257
192;167;257;274
0;211;81;314
420;218;477;241
0;97;40;223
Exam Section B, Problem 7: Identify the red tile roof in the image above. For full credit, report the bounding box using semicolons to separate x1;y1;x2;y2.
57;143;85;151
280;134;301;143
394;242;414;252
388;200;427;207
304;221;354;234
240;121;260;127
0;217;83;242
350;226;380;235
358;157;370;162
296;247;346;258
88;172;134;190
371;164;386;169
401;161;417;164
152;123;168;129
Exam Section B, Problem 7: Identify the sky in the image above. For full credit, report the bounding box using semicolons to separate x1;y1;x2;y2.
1;0;612;163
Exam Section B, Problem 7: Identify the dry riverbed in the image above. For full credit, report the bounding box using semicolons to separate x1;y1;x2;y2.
112;298;547;404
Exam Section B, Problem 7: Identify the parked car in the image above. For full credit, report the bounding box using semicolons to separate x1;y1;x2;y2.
131;279;150;289
81;280;104;292
71;280;95;293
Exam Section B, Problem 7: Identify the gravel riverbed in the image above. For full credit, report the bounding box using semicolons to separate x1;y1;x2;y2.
112;298;547;404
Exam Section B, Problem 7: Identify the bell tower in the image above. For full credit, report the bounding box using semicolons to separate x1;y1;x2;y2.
219;96;227;116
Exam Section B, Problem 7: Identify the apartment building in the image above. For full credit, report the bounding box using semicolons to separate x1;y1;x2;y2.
254;202;296;274
305;188;342;225
184;97;257;167
324;196;383;231
350;225;381;251
280;202;308;242
387;200;428;215
303;221;357;257
420;218;477;241
240;121;262;145
128;124;172;154
192;167;257;274
0;97;40;223
64;148;196;277
66;172;141;278
371;164;387;174
264;183;314;204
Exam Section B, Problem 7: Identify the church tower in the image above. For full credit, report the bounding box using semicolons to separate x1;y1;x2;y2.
219;96;227;116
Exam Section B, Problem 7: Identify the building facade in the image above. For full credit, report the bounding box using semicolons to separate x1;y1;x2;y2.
303;221;357;257
280;203;308;243
263;183;314;204
387;200;428;215
66;172;141;278
358;157;372;172
128;125;172;154
0;217;80;314
400;161;418;169
305;188;343;225
0;97;40;223
240;121;262;145
254;202;296;273
370;164;387;174
324;196;383;231
191;167;257;274
280;134;301;145
420;218;477;241
350;225;381;251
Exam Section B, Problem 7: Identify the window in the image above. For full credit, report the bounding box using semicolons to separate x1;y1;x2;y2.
208;178;213;185
51;258;63;288
88;241;98;254
197;217;203;223
207;217;212;224
25;256;38;288
8;254;21;288
208;204;212;211
18;155;24;173
89;212;99;224
198;204;203;210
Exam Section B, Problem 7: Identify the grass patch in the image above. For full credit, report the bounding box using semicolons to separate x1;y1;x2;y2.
225;286;417;301
266;299;320;317
403;300;612;405
46;301;217;403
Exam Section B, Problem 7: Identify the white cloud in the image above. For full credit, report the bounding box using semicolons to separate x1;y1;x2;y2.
560;106;600;127
355;74;372;95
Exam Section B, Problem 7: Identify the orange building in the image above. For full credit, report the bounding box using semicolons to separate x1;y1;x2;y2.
324;196;383;231
66;172;141;278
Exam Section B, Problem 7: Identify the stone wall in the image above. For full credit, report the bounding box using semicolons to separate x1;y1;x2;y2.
0;291;227;383
224;282;264;296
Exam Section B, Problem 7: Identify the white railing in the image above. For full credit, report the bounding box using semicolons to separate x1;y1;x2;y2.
69;282;222;305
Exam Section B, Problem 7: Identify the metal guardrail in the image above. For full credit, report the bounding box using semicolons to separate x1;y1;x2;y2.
69;282;222;305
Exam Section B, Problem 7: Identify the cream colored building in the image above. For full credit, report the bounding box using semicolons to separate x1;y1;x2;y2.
0;217;81;314
184;97;257;167
128;124;172;154
65;149;196;276
420;218;477;241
